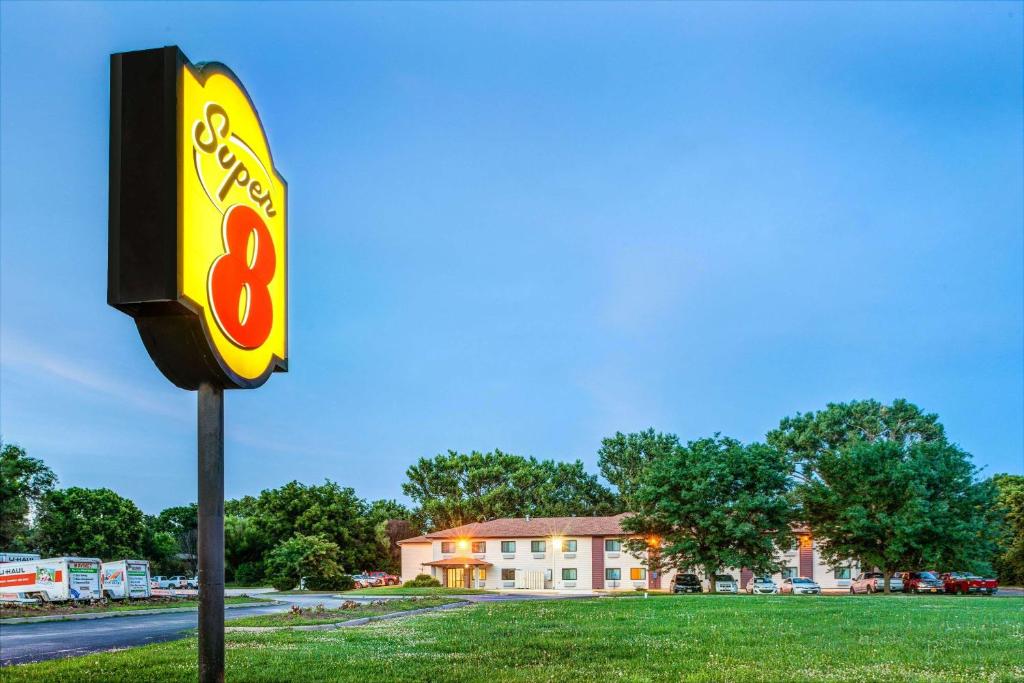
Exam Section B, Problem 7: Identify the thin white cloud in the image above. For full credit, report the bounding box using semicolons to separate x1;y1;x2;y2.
0;331;191;422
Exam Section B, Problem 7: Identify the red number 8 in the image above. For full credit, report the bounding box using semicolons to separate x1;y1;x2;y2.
208;204;276;349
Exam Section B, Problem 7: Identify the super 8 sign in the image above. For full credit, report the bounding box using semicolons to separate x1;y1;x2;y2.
109;46;287;389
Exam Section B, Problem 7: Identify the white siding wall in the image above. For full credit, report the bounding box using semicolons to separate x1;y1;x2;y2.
427;537;595;592
771;544;860;589
599;538;658;591
399;543;433;583
402;534;860;591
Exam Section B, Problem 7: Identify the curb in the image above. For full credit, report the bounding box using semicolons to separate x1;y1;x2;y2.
224;600;473;632
0;600;283;625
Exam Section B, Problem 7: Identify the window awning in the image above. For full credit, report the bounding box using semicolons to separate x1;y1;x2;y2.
423;557;493;567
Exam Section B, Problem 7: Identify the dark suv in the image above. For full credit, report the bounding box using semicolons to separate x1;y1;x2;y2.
673;573;702;594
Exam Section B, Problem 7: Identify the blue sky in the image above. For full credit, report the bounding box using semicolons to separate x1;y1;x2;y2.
1;2;1021;513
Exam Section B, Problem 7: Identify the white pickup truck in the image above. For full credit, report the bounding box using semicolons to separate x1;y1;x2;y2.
150;575;186;589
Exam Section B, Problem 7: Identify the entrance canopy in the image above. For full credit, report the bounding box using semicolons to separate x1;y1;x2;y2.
424;557;493;568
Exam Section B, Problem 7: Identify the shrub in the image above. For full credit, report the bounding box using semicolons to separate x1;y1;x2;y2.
272;574;297;592
305;573;355;591
265;533;345;592
233;561;265;586
404;574;441;587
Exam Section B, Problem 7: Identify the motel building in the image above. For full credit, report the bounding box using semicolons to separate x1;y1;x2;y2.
399;515;859;592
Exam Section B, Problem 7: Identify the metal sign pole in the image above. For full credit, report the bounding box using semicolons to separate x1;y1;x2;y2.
197;382;225;683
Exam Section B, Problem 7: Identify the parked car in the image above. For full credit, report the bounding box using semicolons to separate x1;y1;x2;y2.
185;576;199;589
940;572;998;595
703;574;738;593
899;571;944;594
779;577;821;595
745;576;778;594
672;573;702;594
367;571;400;586
149;575;185;589
850;572;903;594
351;574;382;588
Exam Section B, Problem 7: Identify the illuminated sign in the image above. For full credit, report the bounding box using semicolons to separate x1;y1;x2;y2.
109;46;287;389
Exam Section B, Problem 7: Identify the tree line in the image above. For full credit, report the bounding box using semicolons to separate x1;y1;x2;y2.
2;398;1022;590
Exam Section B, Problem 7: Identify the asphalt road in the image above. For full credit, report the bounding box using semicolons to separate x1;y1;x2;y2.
0;595;340;666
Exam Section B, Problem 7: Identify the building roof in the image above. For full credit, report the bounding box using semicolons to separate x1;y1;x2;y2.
397;534;432;545
423;557;494;567
398;514;632;543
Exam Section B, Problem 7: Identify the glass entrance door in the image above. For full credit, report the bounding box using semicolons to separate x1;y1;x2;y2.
445;568;465;588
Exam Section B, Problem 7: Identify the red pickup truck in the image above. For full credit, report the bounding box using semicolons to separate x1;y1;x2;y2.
940;572;998;595
367;571;400;586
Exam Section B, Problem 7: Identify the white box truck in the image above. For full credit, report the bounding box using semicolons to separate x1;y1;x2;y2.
0;552;41;563
101;559;152;599
0;557;101;601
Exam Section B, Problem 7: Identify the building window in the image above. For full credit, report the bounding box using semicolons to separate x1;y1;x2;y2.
501;569;516;581
501;541;516;553
531;540;546;553
781;566;797;579
562;568;577;581
605;539;621;552
471;541;486;553
477;568;487;581
630;568;647;581
835;567;852;580
440;541;455;554
605;568;621;581
563;540;577;552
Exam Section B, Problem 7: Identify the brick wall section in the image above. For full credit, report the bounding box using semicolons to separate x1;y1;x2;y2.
799;537;814;578
740;568;753;587
592;536;604;589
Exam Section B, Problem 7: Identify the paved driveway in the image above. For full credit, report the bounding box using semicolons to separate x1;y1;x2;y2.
0;594;354;666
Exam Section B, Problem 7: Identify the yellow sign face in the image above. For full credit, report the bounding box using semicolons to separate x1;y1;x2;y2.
180;65;287;385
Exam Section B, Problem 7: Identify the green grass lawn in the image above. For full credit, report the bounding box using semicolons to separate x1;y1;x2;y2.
0;595;274;620
227;597;461;627
340;586;491;596
4;595;1022;681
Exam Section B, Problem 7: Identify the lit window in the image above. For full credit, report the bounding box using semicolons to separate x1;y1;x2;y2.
562;568;577;581
834;567;851;580
501;569;515;581
471;541;486;553
440;541;455;554
477;568;487;580
605;568;621;581
563;540;578;552
605;539;621;552
501;541;516;553
630;568;647;581
531;540;546;553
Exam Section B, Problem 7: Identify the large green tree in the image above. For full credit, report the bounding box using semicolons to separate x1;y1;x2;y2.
623;435;795;592
33;487;148;559
403;450;619;531
597;429;679;510
367;499;415;574
767;399;945;475
264;533;349;591
156;504;198;574
142;515;180;574
798;439;996;591
0;443;57;549
992;474;1024;584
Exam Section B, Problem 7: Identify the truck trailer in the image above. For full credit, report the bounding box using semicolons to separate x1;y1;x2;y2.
101;559;152;599
0;552;41;563
0;556;102;601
